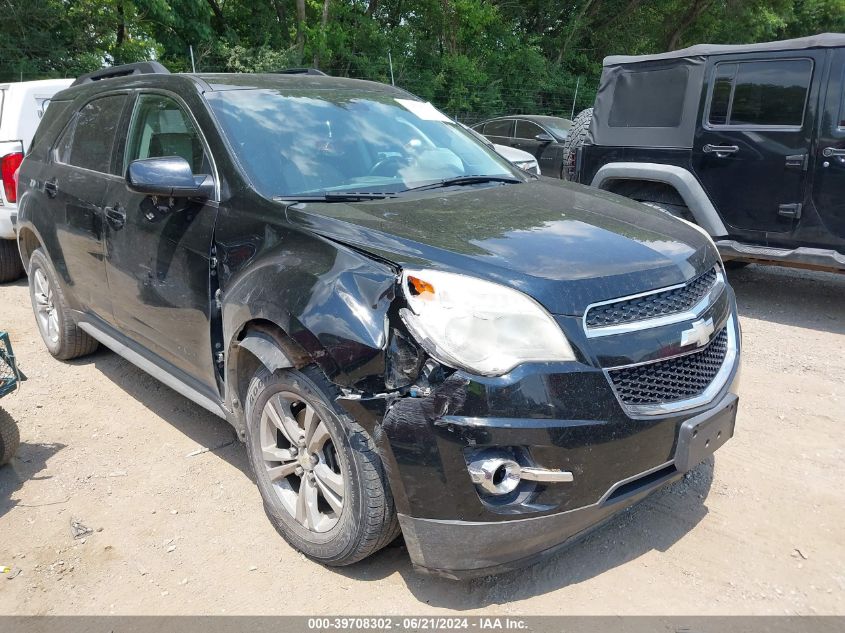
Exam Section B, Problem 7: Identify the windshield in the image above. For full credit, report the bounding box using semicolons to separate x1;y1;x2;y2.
205;89;521;198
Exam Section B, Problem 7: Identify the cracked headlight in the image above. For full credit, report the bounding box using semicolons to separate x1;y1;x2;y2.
399;269;576;376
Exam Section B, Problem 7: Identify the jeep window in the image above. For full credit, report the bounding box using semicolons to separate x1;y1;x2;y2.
55;95;127;172
126;94;208;174
483;119;513;137
206;89;517;197
515;120;544;139
608;66;687;128
707;59;812;127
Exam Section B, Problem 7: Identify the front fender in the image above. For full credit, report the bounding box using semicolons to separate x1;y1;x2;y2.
221;233;398;392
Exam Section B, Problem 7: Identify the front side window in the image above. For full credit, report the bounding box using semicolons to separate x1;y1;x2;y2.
56;95;127;172
206;90;517;198
515;120;544;140
707;59;813;127
126;94;207;174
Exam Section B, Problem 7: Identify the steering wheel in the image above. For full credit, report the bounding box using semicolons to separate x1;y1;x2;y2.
368;155;408;177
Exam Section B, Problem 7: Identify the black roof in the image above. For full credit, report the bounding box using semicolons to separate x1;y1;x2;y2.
52;71;412;103
604;33;845;66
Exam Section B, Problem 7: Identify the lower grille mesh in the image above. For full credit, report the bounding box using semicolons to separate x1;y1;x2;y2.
608;327;729;407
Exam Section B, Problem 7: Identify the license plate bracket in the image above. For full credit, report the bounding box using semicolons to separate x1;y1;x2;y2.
674;394;738;473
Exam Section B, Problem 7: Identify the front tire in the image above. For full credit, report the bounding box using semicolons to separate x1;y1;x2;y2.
27;248;98;360
244;365;399;566
0;239;24;283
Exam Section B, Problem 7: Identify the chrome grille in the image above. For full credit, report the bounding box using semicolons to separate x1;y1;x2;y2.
586;268;719;329
608;326;729;407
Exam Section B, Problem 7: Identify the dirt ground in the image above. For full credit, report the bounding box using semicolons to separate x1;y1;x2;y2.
0;264;843;615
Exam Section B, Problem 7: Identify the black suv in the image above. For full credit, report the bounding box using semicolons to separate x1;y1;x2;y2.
570;33;845;273
16;62;741;579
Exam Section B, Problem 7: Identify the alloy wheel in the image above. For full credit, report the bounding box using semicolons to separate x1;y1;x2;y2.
33;268;59;344
259;391;345;533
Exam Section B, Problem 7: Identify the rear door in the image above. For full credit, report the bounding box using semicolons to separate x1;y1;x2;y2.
103;91;220;391
812;48;845;242
693;53;820;234
46;93;128;321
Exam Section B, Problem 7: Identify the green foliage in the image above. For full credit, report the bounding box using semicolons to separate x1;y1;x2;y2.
1;0;842;120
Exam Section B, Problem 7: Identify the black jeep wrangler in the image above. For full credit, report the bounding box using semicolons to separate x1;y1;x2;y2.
16;62;740;578
569;33;845;273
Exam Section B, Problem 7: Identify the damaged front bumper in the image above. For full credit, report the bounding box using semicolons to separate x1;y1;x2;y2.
338;318;741;579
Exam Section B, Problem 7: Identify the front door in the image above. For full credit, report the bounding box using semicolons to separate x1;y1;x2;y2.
693;54;819;234
103;92;220;390
813;48;845;242
48;93;128;322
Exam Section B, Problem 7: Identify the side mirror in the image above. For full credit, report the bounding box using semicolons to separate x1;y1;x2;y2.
534;132;554;143
126;156;213;198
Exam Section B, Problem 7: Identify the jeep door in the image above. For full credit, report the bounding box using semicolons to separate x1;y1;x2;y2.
45;93;129;322
813;48;845;242
693;53;821;235
102;91;220;391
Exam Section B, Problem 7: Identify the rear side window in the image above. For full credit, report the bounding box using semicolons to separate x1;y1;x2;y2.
56;95;127;172
707;59;812;127
515;120;544;139
608;66;688;128
483;119;513;137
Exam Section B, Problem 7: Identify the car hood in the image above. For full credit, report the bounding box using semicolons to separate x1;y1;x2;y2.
285;179;718;315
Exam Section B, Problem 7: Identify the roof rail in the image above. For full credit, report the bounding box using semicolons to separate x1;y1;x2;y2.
71;61;170;87
274;68;329;76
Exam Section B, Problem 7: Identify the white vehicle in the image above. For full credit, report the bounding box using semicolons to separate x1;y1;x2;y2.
0;79;73;281
460;122;540;175
491;142;540;175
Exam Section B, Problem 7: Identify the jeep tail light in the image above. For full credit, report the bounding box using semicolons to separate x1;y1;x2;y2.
1;152;23;203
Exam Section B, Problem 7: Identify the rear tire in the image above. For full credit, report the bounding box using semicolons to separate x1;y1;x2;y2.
27;248;98;360
561;107;593;181
0;406;20;466
0;239;24;283
244;364;399;566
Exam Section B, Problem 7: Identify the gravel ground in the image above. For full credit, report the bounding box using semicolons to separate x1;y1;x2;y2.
0;264;843;615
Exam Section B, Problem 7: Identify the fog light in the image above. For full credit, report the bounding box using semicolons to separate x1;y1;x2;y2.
468;456;522;495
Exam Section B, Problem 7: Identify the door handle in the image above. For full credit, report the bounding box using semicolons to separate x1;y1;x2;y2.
822;147;845;158
703;144;739;156
44;179;58;198
105;204;126;230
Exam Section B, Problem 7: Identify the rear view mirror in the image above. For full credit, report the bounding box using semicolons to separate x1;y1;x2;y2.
126;156;213;198
535;133;554;143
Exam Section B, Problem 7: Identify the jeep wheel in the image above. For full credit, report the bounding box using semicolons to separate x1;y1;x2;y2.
28;248;99;360
0;406;20;466
561;107;593;181
244;365;399;566
0;239;24;283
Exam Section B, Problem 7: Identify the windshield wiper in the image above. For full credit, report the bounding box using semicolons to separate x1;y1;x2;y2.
273;192;399;202
403;175;522;193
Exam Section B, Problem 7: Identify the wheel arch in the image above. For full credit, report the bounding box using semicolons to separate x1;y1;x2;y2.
16;224;44;273
225;318;319;440
590;163;728;237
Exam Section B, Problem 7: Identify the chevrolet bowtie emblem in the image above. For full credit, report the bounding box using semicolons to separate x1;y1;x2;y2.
680;317;715;348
